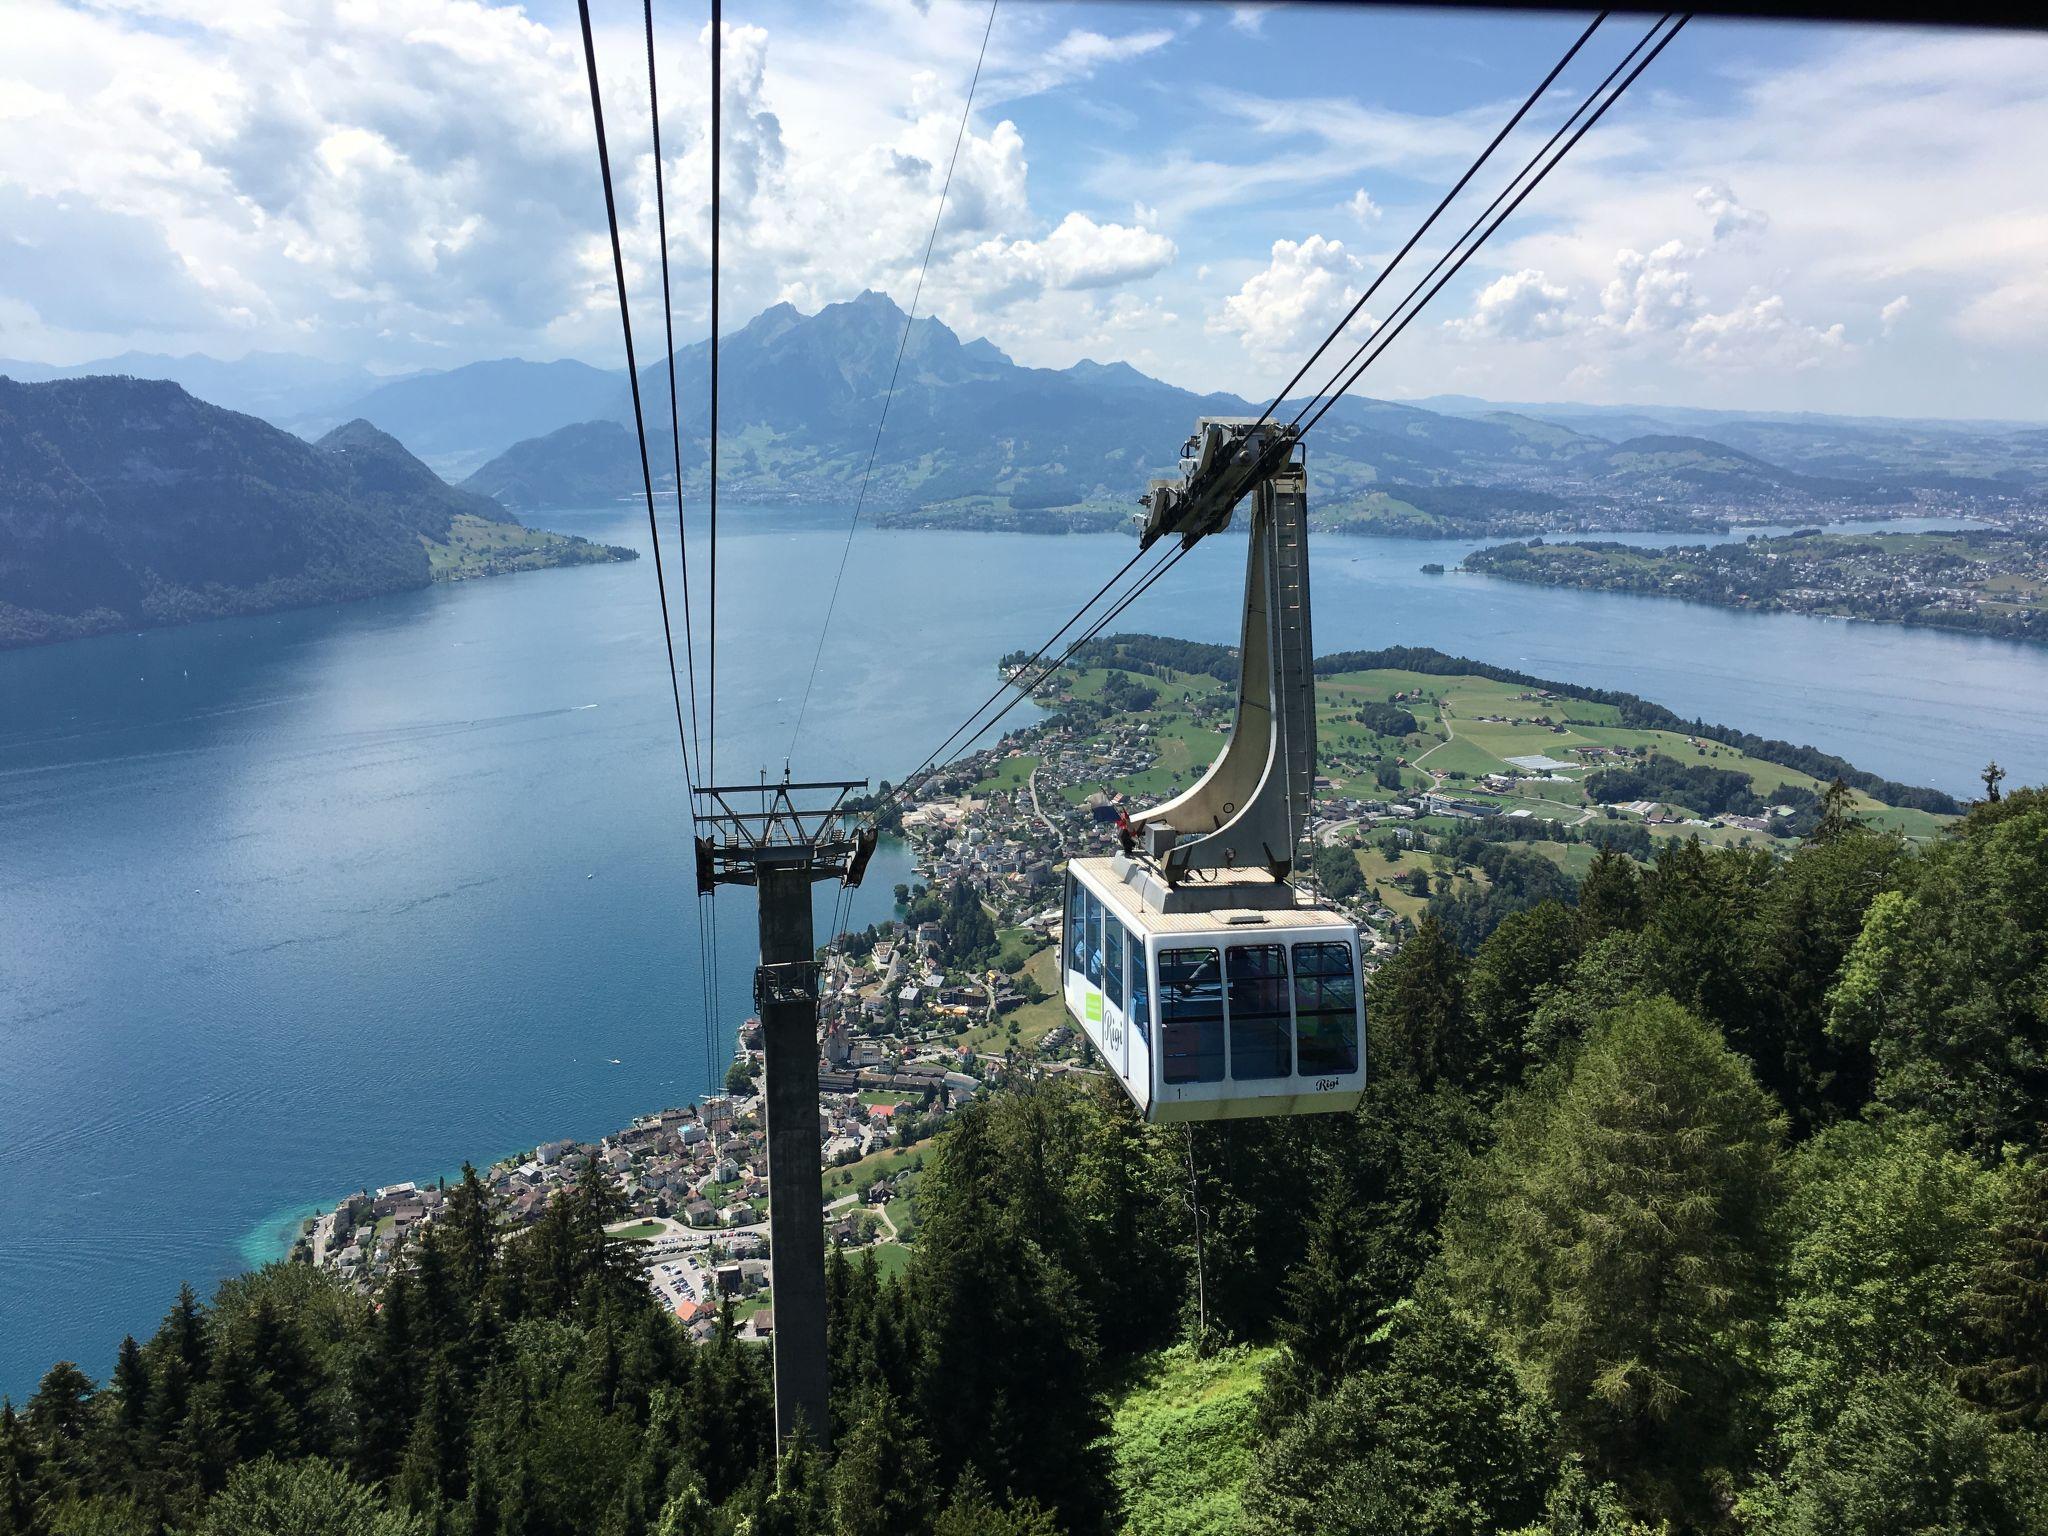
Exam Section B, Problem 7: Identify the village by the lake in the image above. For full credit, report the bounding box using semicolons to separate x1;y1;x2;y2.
297;634;1958;1334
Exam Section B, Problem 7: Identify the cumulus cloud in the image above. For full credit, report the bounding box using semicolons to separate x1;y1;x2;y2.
952;213;1176;303
1683;293;1849;371
1447;269;1574;341
1600;241;1700;335
1694;181;1770;243
1346;189;1382;224
1881;294;1911;336
1208;235;1364;368
0;0;1179;371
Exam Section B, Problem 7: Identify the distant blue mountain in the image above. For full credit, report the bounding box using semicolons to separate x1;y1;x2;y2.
0;350;386;423
315;357;627;477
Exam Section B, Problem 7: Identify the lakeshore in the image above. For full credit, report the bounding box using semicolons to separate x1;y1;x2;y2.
9;504;2048;1396
279;633;1961;1343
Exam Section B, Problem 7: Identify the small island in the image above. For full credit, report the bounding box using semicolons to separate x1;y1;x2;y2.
1464;528;2048;646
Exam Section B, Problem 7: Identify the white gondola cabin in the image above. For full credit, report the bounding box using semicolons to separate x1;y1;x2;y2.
1062;857;1365;1121
1057;417;1368;1121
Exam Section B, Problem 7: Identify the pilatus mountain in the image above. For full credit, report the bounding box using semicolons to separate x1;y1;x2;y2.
453;291;2048;533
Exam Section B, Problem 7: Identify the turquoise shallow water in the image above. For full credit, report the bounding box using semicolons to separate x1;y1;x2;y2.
4;502;2046;1397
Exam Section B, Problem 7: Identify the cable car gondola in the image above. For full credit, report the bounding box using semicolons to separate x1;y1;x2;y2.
1061;420;1365;1121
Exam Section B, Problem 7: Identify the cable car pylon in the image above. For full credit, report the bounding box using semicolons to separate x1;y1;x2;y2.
695;776;877;1452
1061;419;1366;1122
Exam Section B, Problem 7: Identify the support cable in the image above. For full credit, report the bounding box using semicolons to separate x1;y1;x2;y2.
880;19;1606;799
787;0;1000;758
1292;13;1676;435
880;12;1687;812
644;0;708;789
574;0;695;782
890;538;1187;805
642;0;720;1088
706;0;727;1081
886;541;1154;799
1247;10;1607;433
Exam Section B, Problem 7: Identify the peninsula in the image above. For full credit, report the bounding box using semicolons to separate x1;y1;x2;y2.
1464;528;2048;646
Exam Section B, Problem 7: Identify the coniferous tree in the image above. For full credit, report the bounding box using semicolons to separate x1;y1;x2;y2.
826;1389;938;1536
1261;1170;1380;1423
190;1455;425;1536
442;1164;498;1304
1464;900;1584;1092
109;1339;149;1441
1748;827;1902;1129
351;1270;420;1481
1575;845;1645;937
393;1361;464;1513
1962;1156;2048;1431
1830;788;2048;1153
910;1101;1106;1525
1444;997;1783;1520
0;1401;39;1536
1248;1290;1554;1536
24;1362;95;1509
1367;914;1473;1090
930;1468;1063;1536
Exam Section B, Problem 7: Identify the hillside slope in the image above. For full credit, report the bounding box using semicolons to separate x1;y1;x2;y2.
0;377;630;649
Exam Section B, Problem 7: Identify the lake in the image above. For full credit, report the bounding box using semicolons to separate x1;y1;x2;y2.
4;503;2045;1397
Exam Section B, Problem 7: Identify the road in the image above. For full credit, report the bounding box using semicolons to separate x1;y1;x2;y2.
1026;764;1062;839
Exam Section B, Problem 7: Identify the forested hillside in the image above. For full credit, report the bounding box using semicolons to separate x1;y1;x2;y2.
0;378;632;648
5;791;2045;1535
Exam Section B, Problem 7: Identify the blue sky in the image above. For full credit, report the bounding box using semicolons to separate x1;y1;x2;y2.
4;1;2045;419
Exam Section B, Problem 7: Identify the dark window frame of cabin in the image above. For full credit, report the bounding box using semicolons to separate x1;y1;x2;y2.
1104;913;1125;1009
1159;946;1225;1084
1127;928;1150;1045
1085;887;1105;990
1292;940;1359;1077
1065;873;1086;980
1225;942;1293;1081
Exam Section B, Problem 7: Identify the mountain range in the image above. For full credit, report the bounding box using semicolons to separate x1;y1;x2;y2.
0;377;632;649
6;294;2046;557
446;293;2046;534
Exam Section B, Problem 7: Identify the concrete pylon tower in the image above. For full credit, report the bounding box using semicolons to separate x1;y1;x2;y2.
695;776;875;1453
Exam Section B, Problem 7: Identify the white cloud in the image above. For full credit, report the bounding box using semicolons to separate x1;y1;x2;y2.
1447;269;1574;341
995;27;1178;99
1693;181;1769;243
1;6;2045;418
1881;294;1911;336
952;213;1176;303
1954;278;2048;344
1208;234;1365;370
1229;7;1276;37
1683;293;1850;372
1600;241;1700;336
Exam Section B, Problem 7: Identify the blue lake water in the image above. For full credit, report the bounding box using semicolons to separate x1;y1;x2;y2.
4;502;2047;1397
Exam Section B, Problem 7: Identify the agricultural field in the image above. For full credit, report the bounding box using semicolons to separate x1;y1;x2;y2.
954;944;1065;1057
1053;649;1954;852
971;752;1038;793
